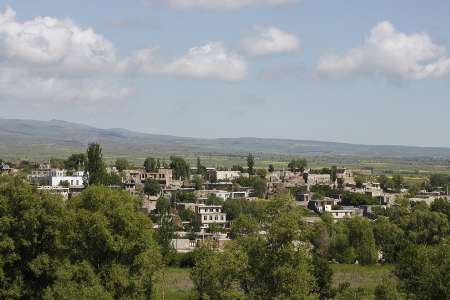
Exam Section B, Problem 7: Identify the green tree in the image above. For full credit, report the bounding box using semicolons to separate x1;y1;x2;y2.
173;191;196;203
429;173;450;189
192;175;204;190
67;186;163;299
268;164;275;173
0;176;69;299
59;180;70;187
392;174;403;191
191;242;248;300
254;177;267;198
223;198;267;222
114;158;129;172
231;165;244;172
378;175;393;191
256;168;267;178
373;277;401;300
395;240;450;299
155;197;171;214
403;209;449;244
43;261;112;300
205;195;224;205
347;217;378;265
330;225;356;264
144;157;157;173
192;198;319;300
170;156;190;180
372;217;405;263
0;177;162;299
330;165;338;183
312;255;334;299
50;158;65;169
431;197;450;222
103;173;122;186
309;223;331;258
86;143;107;185
287;158;307;173
144;179;161;196
156;158;161;169
64;153;87;171
247;153;255;175
196;157;207;178
155;214;177;261
229;215;259;239
354;176;364;188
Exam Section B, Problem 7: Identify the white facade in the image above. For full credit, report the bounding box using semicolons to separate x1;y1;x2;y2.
37;186;69;199
29;169;83;187
307;174;332;185
49;175;83;187
327;208;359;220
216;170;241;181
196;205;227;230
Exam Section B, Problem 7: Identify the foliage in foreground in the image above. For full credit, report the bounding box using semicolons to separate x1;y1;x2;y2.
0;176;162;299
191;195;319;300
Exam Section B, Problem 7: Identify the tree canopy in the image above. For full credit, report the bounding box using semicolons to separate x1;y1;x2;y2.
288;158;307;173
86;143;107;185
0;176;162;299
170;156;190;180
144;157;158;173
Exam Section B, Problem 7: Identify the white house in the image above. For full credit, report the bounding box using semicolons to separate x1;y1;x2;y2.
215;170;241;181
29;169;84;188
307;174;332;185
195;204;227;230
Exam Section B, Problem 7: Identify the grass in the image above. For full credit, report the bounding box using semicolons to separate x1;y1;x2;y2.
153;264;396;299
153;267;193;300
332;263;396;298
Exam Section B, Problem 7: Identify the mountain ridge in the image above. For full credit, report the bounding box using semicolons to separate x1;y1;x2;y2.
1;118;450;160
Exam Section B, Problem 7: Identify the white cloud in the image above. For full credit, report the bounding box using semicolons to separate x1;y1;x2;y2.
164;42;247;81
126;42;248;81
156;0;299;9
119;47;161;74
0;66;133;103
317;21;450;80
241;26;300;56
0;6;117;74
165;42;247;81
0;6;131;103
0;6;248;104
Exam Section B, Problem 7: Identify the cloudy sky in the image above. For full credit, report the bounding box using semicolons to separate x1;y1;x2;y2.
1;0;450;147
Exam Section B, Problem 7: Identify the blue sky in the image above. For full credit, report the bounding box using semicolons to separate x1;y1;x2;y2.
1;0;450;147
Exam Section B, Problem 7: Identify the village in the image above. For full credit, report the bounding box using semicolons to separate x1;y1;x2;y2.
1;146;448;255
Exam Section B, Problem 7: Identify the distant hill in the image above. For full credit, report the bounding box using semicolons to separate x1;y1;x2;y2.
1;118;450;160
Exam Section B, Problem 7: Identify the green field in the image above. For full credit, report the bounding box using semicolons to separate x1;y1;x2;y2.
154;264;396;300
332;264;397;298
153;268;193;300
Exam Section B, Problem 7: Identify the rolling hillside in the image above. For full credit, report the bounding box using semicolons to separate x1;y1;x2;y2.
1;118;450;161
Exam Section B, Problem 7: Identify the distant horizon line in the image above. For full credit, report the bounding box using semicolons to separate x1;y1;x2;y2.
1;117;449;150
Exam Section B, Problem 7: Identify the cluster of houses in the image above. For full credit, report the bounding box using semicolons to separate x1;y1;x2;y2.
0;162;14;175
1;159;448;253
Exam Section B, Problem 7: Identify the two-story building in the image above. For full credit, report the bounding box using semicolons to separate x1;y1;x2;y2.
29;169;84;188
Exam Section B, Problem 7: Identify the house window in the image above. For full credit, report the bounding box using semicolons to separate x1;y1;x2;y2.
215;216;218;220
209;216;212;220
203;216;207;221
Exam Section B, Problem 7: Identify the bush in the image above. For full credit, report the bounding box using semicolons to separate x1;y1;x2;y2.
168;252;195;268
